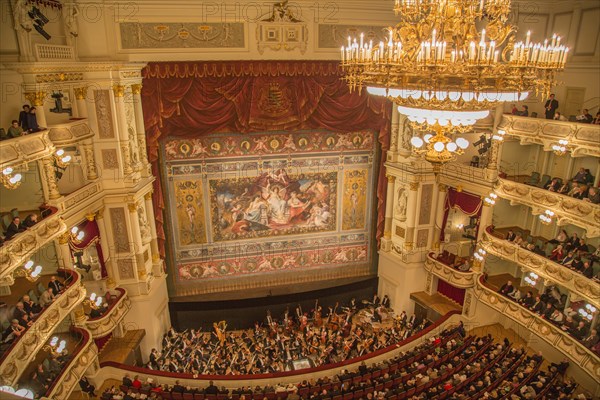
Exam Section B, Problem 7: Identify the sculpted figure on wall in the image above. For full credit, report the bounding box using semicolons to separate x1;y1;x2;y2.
395;187;407;221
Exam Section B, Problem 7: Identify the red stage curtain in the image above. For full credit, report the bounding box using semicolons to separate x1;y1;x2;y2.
437;280;465;306
69;219;108;278
439;188;483;242
141;61;392;258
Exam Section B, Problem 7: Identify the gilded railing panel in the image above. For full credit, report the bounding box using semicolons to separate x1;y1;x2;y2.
497;115;600;158
474;276;600;381
424;253;477;288
0;213;67;282
481;227;600;308
84;288;131;338
0;130;55;170
0;270;86;386
495;177;600;237
47;119;94;146
41;327;98;400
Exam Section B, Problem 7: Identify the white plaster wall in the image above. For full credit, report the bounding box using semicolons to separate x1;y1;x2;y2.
378;250;428;315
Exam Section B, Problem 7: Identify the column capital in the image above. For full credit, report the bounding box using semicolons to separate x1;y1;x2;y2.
112;84;126;98
409;182;420;191
95;207;105;220
73;87;88;100
58;232;70;245
386;174;396;183
127;202;139;212
24;91;46;106
438;183;448;192
131;84;143;95
144;191;154;200
85;212;96;221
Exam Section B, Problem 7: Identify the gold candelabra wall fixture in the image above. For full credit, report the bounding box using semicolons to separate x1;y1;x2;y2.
14;260;43;282
1;167;23;189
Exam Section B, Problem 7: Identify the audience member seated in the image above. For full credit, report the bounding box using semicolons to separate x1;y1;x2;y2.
585;187;600;204
571;167;594;185
576;109;594;123
592;111;600;124
519;105;529;116
6;120;24;139
48;275;65;296
548;229;568;244
553;111;568;121
22;213;39;228
543;177;561;191
4;216;26;240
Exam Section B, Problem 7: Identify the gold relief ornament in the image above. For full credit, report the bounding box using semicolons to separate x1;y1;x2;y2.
24;91;47;106
387;175;396;183
73;87;88;100
131;84;143;95
144;191;154;200
86;212;96;221
438;183;448;192
112;84;126;98
127;202;138;212
59;232;71;245
409;182;420;191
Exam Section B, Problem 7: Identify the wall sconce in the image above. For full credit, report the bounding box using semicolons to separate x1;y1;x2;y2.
551;139;569;156
70;226;85;244
1;167;23;189
15;260;43;282
523;272;538;286
578;304;597;321
83;292;103;309
539;209;555;225
43;336;67;356
492;129;506;141
484;192;498;205
54;149;72;168
0;386;35;399
473;248;486;262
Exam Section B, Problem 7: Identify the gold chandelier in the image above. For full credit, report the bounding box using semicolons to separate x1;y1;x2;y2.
341;0;568;165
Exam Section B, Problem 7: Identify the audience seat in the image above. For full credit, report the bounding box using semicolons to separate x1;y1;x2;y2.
525;172;540;186
182;394;194;400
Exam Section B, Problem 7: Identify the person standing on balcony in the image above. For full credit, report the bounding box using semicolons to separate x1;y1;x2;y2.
18;104;30;131
544;94;559;119
26;107;41;133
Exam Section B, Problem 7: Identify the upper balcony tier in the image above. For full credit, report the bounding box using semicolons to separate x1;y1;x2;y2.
474;276;599;382
84;288;131;338
0;269;87;387
46;118;94;146
425;252;477;288
495;177;600;237
497;115;600;158
0;208;66;285
481;227;599;308
41;327;98;400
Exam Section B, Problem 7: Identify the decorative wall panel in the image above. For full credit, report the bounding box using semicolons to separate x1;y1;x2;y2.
164;130;376;296
94;90;115;139
418;183;433;225
318;24;388;48
120;23;245;49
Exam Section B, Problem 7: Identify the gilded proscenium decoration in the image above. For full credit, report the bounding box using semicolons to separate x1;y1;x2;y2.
73;87;87;100
84;288;131;338
474;276;599;382
42;329;98;400
0;271;86;387
35;72;83;83
481;228;600;307
257;1;308;54
494;178;600;237
0;215;66;282
497;114;600;158
424;253;476;288
120;23;245;49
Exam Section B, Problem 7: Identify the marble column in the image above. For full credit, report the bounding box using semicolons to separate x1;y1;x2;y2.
127;201;146;280
24;91;47;128
40;157;62;200
73;87;88;118
477;202;493;242
95;208;117;289
112;85;133;175
404;182;420;250
433;183;448;251
80;139;98;181
144;191;160;263
384;175;396;240
57;233;73;270
131;84;151;176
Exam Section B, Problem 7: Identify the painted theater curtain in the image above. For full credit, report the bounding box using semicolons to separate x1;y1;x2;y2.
141;61;391;258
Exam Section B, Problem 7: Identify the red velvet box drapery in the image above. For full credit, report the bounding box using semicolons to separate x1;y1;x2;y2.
70;219;108;278
439;187;483;242
437;280;465;306
141;61;392;259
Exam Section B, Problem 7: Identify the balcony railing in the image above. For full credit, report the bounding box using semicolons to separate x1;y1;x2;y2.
0;130;55;171
497;115;600;158
0;269;87;387
474;276;599;381
481;227;600;308
84;288;131;338
41;327;97;400
425;253;477;288
495;177;600;237
0;210;66;284
47;119;94;147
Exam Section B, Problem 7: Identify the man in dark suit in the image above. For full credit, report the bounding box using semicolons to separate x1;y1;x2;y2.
544;94;559;119
205;381;219;395
18;104;30;131
122;374;133;386
48;276;65;296
5;216;26;239
172;380;185;393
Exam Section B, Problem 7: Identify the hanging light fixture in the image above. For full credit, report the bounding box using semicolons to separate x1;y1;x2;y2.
341;0;568;168
1;167;23;189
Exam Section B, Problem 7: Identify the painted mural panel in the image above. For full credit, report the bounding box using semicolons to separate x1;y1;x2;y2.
209;170;337;242
174;180;207;245
342;170;368;230
163;130;377;296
